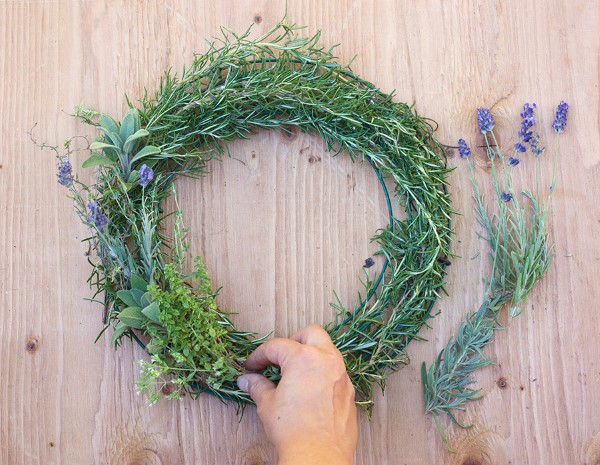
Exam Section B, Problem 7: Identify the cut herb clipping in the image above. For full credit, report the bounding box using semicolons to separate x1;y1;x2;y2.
51;20;452;412
422;102;569;444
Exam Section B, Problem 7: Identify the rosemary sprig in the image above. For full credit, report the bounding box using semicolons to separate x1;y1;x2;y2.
422;102;569;442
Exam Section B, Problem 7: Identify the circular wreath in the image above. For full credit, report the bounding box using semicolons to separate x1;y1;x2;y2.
58;22;451;410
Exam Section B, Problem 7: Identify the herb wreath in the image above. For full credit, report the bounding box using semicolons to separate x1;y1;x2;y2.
55;21;452;410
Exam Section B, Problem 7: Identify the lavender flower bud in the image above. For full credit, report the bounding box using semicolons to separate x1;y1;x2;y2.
87;201;109;228
517;103;536;143
56;157;74;188
518;127;533;143
476;108;495;134
508;157;520;167
457;139;471;158
530;134;545;157
552;101;569;133
520;102;536;121
500;192;512;202
138;164;154;186
514;142;526;153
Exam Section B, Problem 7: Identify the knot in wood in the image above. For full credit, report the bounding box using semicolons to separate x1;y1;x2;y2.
497;376;508;389
161;383;174;395
462;460;483;465
25;336;39;354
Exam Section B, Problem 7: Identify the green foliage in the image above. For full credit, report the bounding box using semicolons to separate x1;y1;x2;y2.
117;306;147;329
112;274;160;342
421;295;506;442
52;19;452;410
136;261;241;402
82;108;162;181
422;118;563;443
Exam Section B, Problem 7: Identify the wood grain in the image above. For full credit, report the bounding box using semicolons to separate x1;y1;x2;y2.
1;1;598;464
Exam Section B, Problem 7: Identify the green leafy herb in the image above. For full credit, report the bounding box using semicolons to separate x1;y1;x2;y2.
422;102;567;443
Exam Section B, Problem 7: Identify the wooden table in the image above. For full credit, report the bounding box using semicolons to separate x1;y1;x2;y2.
1;1;598;463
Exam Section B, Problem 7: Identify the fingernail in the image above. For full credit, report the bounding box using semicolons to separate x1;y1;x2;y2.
237;375;249;392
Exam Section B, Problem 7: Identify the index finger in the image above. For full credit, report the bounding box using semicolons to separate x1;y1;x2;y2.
245;338;301;372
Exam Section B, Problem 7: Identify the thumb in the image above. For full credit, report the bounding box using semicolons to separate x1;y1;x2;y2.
237;373;276;406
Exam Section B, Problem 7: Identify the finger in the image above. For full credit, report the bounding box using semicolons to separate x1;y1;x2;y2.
245;338;300;371
237;374;276;406
290;324;334;348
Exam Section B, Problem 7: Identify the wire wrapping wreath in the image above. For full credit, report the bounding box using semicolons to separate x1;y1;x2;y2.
63;22;452;411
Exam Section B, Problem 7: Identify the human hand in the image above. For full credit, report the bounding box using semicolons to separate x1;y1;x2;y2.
237;324;358;465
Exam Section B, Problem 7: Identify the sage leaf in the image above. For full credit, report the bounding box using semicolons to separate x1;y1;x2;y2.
82;153;113;169
140;291;153;308
130;288;145;306
131;274;148;292
99;113;120;135
119;108;140;142
116;290;138;308
130;145;161;165
111;321;129;347
97;127;123;149
89;141;119;152
123;129;150;154
141;302;160;323
117;306;146;329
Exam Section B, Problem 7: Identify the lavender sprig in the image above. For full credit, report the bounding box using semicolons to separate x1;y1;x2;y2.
138;164;154;186
518;102;536;143
56;157;74;188
530;134;545;157
458;138;471;158
552;100;569;133
423;101;568;445
87;201;109;228
476;108;495;134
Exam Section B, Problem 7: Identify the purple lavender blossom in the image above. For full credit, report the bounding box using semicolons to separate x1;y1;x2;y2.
508;157;520;167
514;142;527;153
520;102;536;121
56;157;74;188
518;103;536;143
458;138;471;158
87;201;108;228
500;192;512;202
530;134;545;157
476;108;495;134
552;101;569;133
138;164;154;186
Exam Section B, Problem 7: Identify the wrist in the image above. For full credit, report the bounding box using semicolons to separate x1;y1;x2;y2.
277;438;353;465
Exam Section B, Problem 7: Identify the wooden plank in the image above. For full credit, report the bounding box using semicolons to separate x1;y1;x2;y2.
0;1;598;464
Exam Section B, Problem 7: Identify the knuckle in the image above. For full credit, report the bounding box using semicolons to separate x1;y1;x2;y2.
306;323;325;333
325;347;345;366
300;346;347;372
295;345;318;363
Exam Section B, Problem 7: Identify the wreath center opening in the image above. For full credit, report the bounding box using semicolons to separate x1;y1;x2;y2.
170;128;402;337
